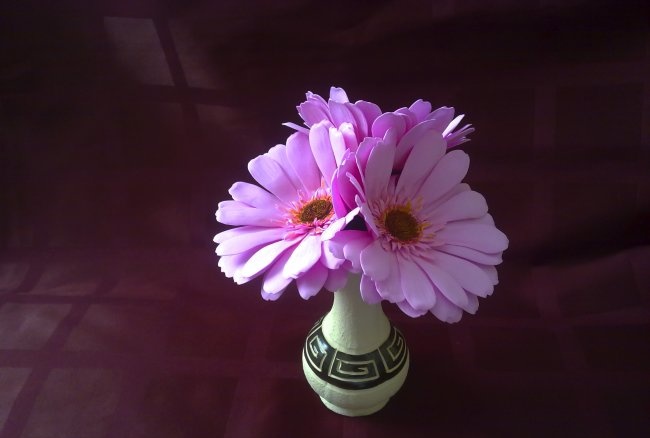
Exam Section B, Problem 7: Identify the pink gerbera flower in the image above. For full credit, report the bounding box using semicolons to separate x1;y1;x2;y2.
215;130;350;300
329;129;508;322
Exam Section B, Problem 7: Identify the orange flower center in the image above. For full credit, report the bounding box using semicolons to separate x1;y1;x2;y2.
297;198;333;223
381;205;423;243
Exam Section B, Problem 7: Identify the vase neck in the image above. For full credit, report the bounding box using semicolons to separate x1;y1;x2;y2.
322;273;391;354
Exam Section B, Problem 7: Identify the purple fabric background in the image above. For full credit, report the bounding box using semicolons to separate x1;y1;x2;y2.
1;1;649;437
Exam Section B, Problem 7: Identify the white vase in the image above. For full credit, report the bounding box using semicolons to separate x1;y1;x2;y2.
302;273;409;416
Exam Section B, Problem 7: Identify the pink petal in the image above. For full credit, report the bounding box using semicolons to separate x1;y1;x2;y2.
286;132;321;192
298;101;329;127
360;274;383;304
240;238;298;278
216;201;283;227
374;254;404;303
329;87;349;103
408;99;432;122
339;122;358;151
228;182;278;209
397;300;428;317
394;120;444;169
296;262;328;299
437;223;509;253
360;240;392;282
214;225;259;244
437;244;503;265
465;293;479;314
283;234;322;279
328;126;347;164
430;251;494;298
362;141;395;201
309;121;338;184
261;249;294;298
339;230;372;271
371;112;407;139
267;144;304;194
416;258;469;309
320;240;344;269
329;100;356;129
425;106;455;130
248;154;298;204
429;294;463;323
355;101;382;135
216;227;286;256
218;248;256;281
396;130;446;197
426;190;488;224
442;114;464;137
417;150;470;202
324;268;349;292
282;122;309;134
398;257;436;311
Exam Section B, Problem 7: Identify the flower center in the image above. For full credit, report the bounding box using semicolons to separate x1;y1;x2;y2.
381;206;422;243
297;198;333;223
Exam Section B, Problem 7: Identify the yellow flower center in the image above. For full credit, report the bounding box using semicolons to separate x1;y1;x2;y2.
297;198;333;223
381;204;423;243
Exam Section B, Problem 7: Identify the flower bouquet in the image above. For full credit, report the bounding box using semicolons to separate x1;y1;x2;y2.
215;87;508;415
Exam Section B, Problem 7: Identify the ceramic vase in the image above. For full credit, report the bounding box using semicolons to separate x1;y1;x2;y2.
302;273;409;416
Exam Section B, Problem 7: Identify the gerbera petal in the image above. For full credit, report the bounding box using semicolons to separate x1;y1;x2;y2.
261;249;294;298
309;121;338;184
360;240;392;282
416;259;469;309
286;132;321;192
320;240;344;269
360;274;383;304
248;153;298;204
240;238;298;279
426;190;488;224
425;106;455;129
374;254;404;303
218;248;256;281
371;112;407;139
417;150;470;202
442;114;464;137
216;227;286;256
328;126;347;164
355;101;382;134
396;130;446;197
214;225;259;244
339;230;373;271
398;257;436;311
430;251;494;298
465;293;479;314
397;300;428;317
324;268;349;292
329;86;349;103
228;182;278;209
408;99;432;122
283;234;322;279
216;201;283;227
429;294;463;323
296;262;328;299
267;144;304;194
329;100;356;129
298;101;329;127
282;121;309;134
362;141;395;201
437;244;503;265
394;120;447;170
437;223;509;253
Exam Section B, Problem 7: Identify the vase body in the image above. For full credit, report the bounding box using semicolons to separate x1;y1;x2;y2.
302;273;409;416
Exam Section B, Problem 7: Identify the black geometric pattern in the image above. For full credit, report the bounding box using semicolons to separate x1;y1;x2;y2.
303;317;408;390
